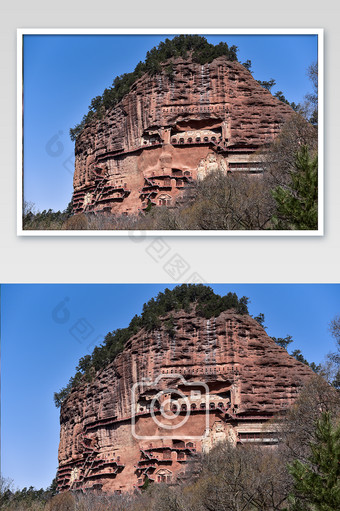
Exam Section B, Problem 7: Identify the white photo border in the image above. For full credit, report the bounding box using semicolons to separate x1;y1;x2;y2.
17;28;324;237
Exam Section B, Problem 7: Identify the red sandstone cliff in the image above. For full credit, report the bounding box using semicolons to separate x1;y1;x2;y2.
72;57;295;215
57;310;314;493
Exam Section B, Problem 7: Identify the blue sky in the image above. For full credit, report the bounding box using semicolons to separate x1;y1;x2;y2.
23;33;318;212
1;283;338;491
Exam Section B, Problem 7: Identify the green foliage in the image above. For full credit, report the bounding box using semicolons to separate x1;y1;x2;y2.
23;201;73;230
288;412;340;511
275;90;290;104
242;59;252;72
144;200;154;213
69;117;86;141
291;349;310;365
54;285;249;407
257;81;300;111
253;313;319;371
257;78;276;91
271;145;318;230
53;377;76;408
254;314;293;349
274;90;301;111
164;316;176;337
309;361;322;373
290;101;301;112
141;476;151;491
291;349;321;373
196;292;249;319
165;62;175;80
0;478;57;510
76;354;92;380
253;312;266;327
69;35;239;141
46;477;58;497
63;198;74;217
272;335;294;350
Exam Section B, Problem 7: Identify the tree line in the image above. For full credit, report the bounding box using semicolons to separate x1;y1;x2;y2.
22;200;73;230
54;284;249;407
253;312;321;373
69;35;239;141
69;34;312;142
53;282;324;408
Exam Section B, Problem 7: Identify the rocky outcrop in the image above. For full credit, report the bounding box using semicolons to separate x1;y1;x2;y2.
57;310;314;493
72;57;295;215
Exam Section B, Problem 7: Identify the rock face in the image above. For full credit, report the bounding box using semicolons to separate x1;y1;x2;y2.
72;57;295;215
57;310;314;493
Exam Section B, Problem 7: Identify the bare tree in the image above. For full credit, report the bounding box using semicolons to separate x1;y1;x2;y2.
179;442;292;511
259;113;318;190
329;315;340;347
179;170;275;230
45;491;76;511
279;375;340;465
0;476;14;508
322;315;340;388
302;62;318;124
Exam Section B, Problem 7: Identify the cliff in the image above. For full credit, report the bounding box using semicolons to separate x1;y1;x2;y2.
57;309;314;493
72;57;295;215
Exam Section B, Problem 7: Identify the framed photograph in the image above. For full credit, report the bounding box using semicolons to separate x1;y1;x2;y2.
2;283;339;499
18;29;323;236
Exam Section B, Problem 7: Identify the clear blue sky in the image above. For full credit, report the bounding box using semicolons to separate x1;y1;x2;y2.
23;33;318;212
1;283;338;491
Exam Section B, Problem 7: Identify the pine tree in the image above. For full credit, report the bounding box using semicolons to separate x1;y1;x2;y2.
271;145;318;230
288;412;340;511
272;335;294;350
257;78;276;91
253;312;266;327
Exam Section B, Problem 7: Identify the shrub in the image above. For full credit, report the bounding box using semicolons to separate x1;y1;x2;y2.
45;492;75;511
63;214;88;230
